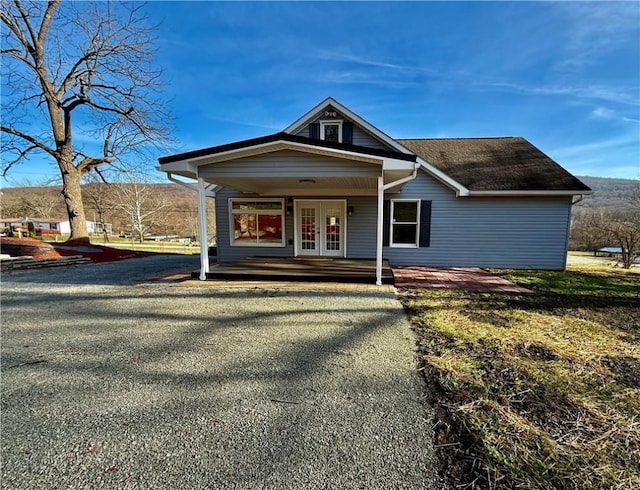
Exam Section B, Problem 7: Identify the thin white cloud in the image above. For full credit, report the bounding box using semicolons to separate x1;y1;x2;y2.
550;133;639;160
551;133;640;180
552;2;640;71
477;81;639;107
315;50;434;75
317;71;418;89
591;107;640;124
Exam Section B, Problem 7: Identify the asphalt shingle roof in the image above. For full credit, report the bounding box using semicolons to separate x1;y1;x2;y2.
398;137;591;192
158;132;416;164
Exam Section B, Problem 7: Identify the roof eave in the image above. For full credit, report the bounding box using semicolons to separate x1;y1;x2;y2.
466;189;593;197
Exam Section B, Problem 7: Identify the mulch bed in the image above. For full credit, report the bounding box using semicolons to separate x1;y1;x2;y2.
0;237;141;263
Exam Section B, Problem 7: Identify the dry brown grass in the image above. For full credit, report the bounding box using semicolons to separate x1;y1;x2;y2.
400;264;640;489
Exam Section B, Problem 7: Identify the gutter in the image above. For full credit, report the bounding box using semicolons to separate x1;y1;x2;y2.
375;162;421;285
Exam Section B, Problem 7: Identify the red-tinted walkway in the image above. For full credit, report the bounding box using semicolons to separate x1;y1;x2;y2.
392;266;532;293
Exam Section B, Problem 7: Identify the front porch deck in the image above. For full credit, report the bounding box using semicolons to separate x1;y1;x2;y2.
194;257;394;284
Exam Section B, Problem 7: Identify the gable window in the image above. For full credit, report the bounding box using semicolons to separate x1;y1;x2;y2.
229;199;285;247
390;200;420;247
320;121;342;143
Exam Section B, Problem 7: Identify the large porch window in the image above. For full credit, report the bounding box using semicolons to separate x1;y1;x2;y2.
230;199;285;247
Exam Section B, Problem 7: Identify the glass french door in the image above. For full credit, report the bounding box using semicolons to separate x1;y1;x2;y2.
295;200;345;257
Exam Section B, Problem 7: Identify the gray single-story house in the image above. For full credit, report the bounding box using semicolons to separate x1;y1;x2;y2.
158;97;591;284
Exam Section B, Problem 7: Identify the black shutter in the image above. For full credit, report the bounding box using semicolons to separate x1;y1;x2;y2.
343;121;353;144
419;200;432;247
382;200;390;247
309;123;320;139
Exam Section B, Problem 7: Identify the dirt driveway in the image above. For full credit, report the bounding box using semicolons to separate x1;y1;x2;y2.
1;256;443;489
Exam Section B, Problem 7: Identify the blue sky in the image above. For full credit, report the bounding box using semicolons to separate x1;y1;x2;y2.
2;1;639;185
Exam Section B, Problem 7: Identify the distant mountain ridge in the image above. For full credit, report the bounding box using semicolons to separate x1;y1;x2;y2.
574;176;639;210
1;175;637;222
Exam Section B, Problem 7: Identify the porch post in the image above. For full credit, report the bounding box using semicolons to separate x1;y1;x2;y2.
375;175;384;286
197;177;209;280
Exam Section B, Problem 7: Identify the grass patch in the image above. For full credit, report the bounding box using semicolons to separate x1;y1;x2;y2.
399;264;640;489
92;241;200;255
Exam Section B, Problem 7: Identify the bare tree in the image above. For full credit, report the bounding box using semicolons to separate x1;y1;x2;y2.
82;175;113;242
573;186;640;269
594;210;640;269
113;176;168;243
23;186;60;218
1;1;170;240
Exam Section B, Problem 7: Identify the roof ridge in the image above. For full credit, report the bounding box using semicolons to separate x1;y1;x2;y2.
398;136;520;141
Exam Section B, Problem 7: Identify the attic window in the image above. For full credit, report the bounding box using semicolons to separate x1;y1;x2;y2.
320;121;342;143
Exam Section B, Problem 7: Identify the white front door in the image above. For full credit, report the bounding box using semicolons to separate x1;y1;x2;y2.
295;200;346;257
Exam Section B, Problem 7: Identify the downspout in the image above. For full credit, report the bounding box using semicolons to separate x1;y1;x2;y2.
375;176;385;285
571;194;585;205
375;163;421;285
196;178;209;280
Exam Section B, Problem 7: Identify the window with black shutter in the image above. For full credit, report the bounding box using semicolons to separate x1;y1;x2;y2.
386;199;432;248
309;119;353;144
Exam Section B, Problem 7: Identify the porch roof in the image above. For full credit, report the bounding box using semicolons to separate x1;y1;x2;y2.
159;132;419;196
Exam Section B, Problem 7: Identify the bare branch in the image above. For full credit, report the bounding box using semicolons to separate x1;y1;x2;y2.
1;47;37;70
0;6;33;54
13;0;39;50
1;144;38;176
1;125;56;158
37;0;59;44
76;156;112;174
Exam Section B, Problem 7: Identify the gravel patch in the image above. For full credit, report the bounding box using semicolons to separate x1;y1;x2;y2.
1;256;444;489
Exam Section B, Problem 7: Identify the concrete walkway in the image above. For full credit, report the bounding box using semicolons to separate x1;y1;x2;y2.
1;256;443;489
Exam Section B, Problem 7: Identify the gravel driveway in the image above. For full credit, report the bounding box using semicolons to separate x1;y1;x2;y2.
1;255;443;489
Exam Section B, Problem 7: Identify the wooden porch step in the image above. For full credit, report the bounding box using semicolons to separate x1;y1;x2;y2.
192;257;395;284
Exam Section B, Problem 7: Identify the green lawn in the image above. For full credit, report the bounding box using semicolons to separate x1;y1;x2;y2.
398;264;640;489
90;238;201;255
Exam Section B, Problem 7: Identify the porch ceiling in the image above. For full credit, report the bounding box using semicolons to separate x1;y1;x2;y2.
204;176;380;196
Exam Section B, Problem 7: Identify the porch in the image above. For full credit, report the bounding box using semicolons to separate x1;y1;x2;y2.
193;257;394;284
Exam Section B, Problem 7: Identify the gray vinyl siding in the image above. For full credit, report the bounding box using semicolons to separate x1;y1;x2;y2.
295;126;310;138
383;172;572;270
200;151;380;179
215;170;573;269
345;196;378;258
351;126;391;150
343;174;573;268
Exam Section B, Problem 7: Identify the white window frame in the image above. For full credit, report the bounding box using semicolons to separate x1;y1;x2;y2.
229;198;286;247
390;199;420;248
320;120;343;143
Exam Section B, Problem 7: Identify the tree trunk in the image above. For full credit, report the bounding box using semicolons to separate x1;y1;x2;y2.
60;165;90;241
